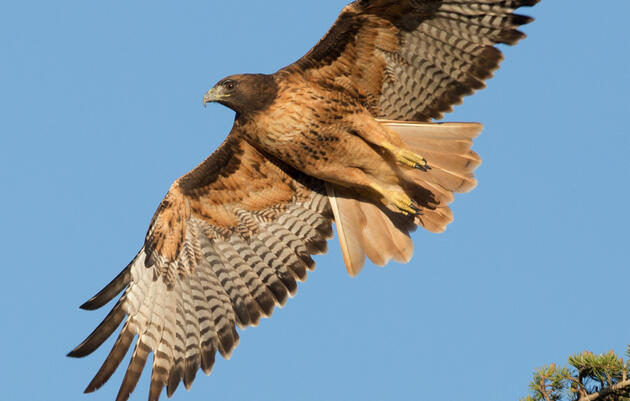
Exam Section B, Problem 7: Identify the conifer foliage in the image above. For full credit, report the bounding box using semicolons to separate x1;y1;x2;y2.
522;347;630;401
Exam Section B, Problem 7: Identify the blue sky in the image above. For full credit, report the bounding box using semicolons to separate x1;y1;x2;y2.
1;1;629;400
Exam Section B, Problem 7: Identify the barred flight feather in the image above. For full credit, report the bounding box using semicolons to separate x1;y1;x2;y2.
289;0;537;121
69;137;335;400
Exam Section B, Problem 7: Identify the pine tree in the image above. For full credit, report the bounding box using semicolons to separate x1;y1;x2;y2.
521;347;630;401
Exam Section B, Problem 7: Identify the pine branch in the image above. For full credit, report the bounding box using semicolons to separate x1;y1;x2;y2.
578;379;630;401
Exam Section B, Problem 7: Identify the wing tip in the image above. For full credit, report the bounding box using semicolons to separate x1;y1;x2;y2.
79;262;134;310
521;0;541;7
79;299;99;311
66;348;82;358
67;303;126;359
514;14;535;26
83;380;103;394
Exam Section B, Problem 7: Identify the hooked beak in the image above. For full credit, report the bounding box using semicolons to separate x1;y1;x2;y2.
202;88;229;108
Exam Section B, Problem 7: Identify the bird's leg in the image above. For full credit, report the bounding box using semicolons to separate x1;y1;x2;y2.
318;166;421;216
346;114;430;171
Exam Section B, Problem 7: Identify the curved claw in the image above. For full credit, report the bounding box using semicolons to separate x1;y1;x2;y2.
390;192;423;216
413;162;431;172
369;183;423;216
388;146;429;172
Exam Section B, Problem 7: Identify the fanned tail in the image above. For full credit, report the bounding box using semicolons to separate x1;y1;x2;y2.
327;185;415;276
329;120;482;276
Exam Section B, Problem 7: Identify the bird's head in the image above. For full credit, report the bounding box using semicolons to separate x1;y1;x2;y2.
203;74;278;118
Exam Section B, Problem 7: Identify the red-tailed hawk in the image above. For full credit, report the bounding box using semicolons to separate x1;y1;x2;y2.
69;1;538;400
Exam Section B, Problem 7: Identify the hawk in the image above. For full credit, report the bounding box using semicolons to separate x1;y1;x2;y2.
69;1;538;400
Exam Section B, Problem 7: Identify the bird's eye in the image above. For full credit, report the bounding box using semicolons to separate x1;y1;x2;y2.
224;81;235;90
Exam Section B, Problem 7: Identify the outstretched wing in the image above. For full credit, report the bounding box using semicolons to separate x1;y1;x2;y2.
283;0;538;121
68;132;333;401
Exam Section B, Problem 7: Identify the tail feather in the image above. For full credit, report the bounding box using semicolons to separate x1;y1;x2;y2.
329;120;481;275
327;185;414;276
390;120;482;234
327;187;366;275
391;121;482;196
361;202;413;266
418;206;454;234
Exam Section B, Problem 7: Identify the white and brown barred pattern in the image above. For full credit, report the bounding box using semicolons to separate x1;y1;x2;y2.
69;147;333;401
378;0;538;120
290;0;538;122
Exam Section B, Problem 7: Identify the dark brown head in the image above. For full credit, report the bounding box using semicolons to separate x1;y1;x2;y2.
203;73;278;118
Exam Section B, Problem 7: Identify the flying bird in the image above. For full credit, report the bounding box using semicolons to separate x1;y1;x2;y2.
69;1;538;400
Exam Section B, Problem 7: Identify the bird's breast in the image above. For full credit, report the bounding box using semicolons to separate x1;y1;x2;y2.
238;81;362;173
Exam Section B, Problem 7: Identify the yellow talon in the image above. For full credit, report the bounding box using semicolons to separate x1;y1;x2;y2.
382;144;430;171
390;192;421;215
370;183;421;215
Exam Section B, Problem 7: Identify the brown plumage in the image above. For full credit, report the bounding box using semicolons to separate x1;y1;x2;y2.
69;1;538;400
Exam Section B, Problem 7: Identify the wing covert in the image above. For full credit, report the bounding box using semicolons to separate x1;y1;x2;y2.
69;132;333;401
283;0;538;121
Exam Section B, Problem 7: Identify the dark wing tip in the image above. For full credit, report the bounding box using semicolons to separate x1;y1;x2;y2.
115;342;151;401
67;346;88;359
149;378;166;401
183;356;200;390
67;303;126;358
67;349;81;358
82;328;135;393
79;298;101;311
84;378;105;394
521;0;541;6
80;263;133;310
512;13;535;27
166;367;183;398
83;382;100;394
500;29;527;45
